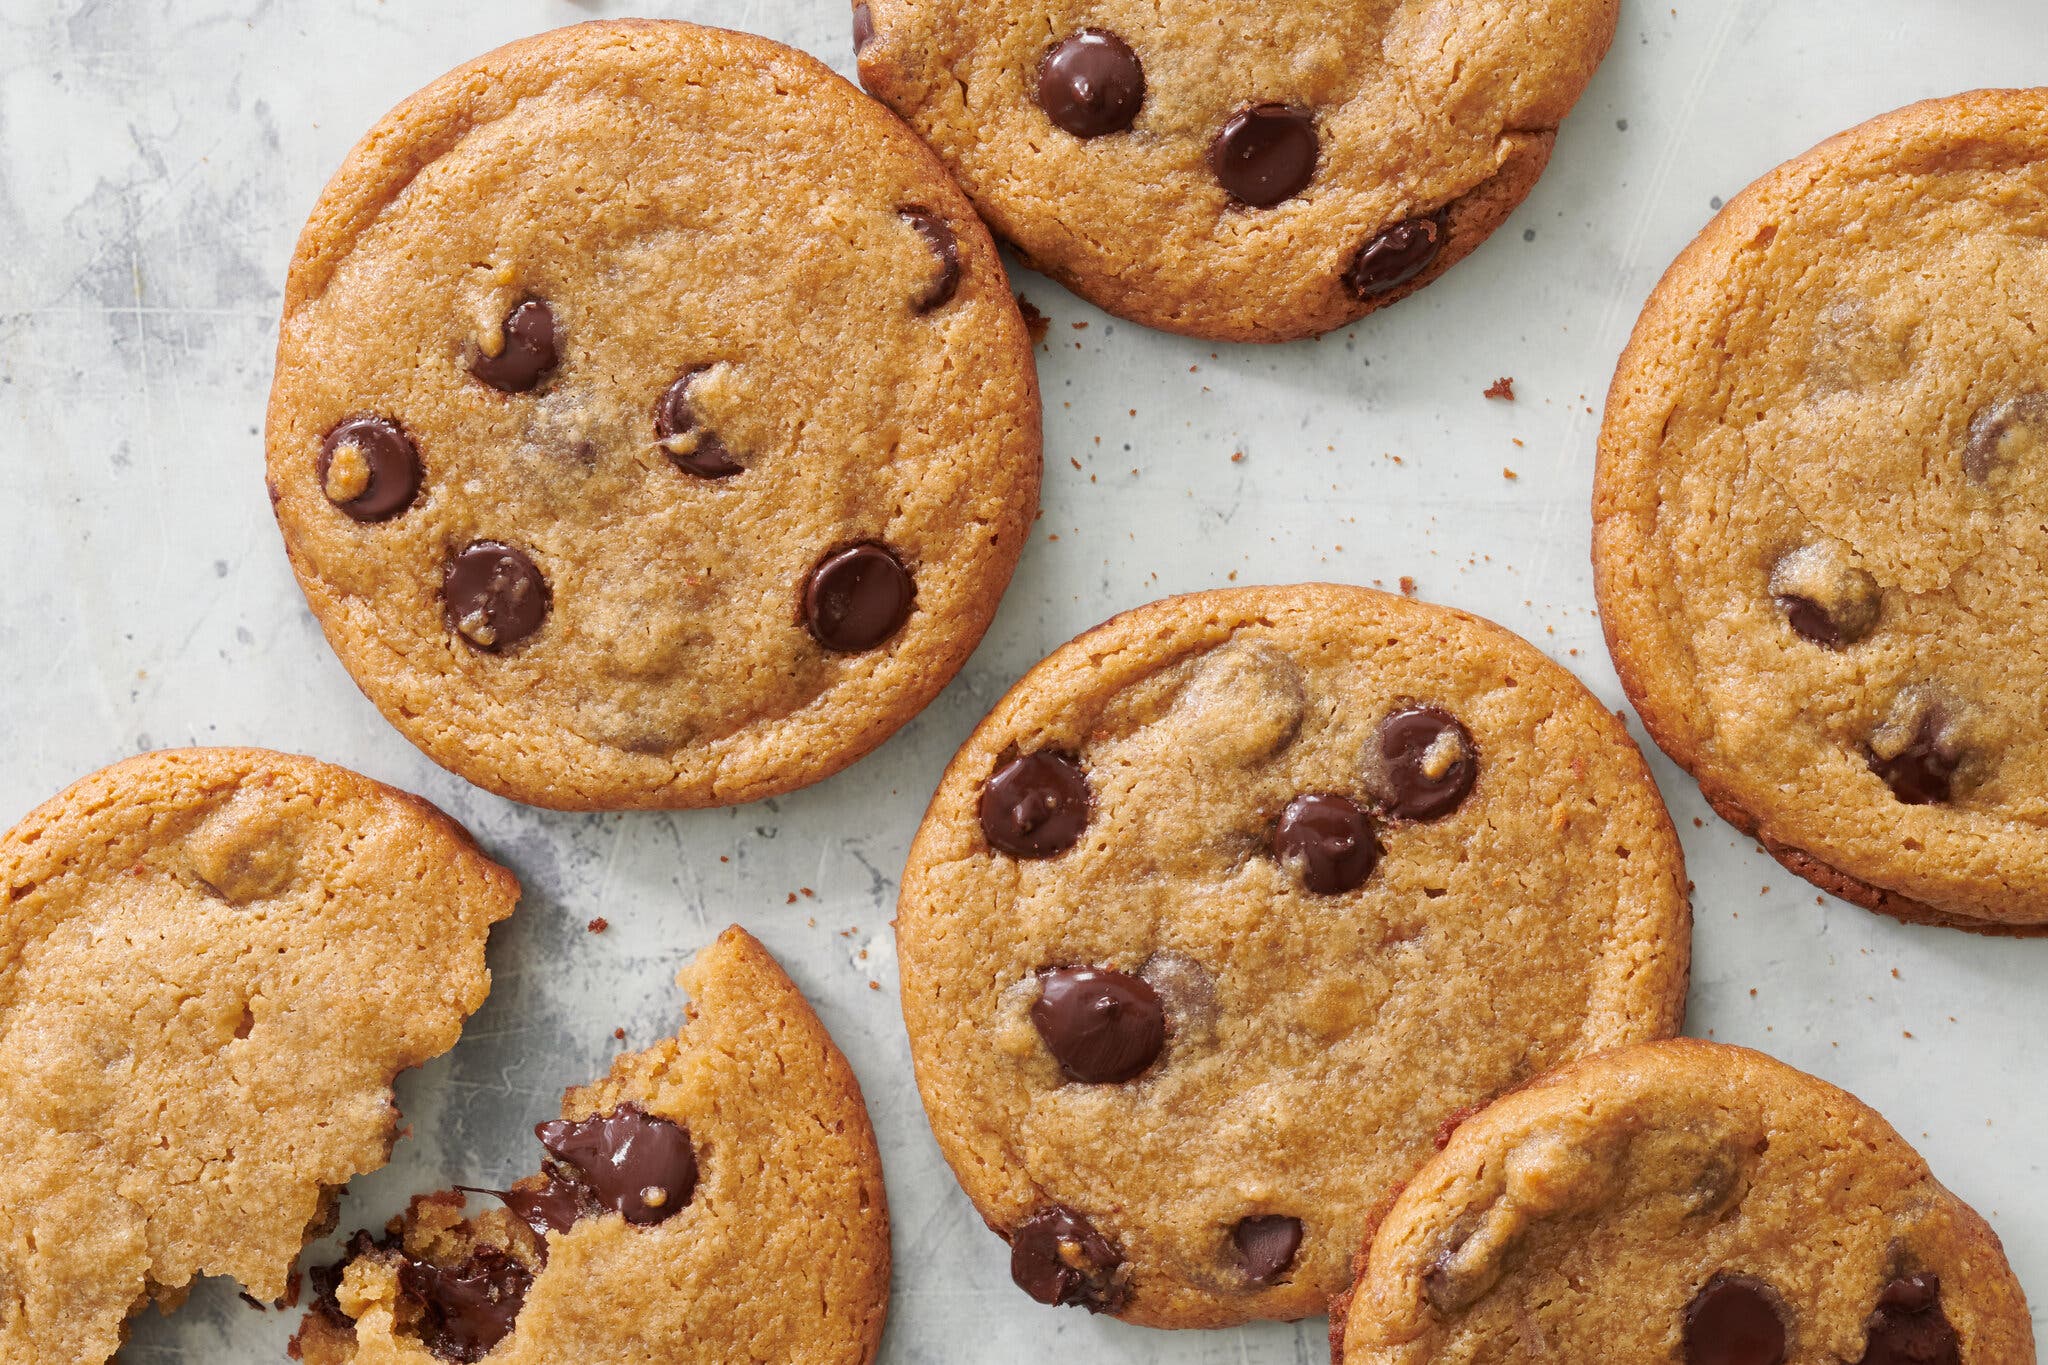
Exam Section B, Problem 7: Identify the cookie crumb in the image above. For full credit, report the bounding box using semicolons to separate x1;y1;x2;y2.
1399;576;1417;596
869;980;881;990
800;887;815;898
587;917;608;933
1502;467;1518;480
613;1027;626;1040
1484;376;1515;400
787;893;798;904
1230;451;1245;463
1015;293;1050;344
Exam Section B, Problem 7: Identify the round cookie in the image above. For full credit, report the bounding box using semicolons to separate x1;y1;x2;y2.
1334;1039;2036;1363
0;748;518;1364
294;926;889;1365
1594;90;2048;931
267;19;1041;810
855;0;1617;341
895;584;1691;1328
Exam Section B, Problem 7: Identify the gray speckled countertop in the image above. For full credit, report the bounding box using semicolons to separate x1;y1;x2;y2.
3;1;2044;1360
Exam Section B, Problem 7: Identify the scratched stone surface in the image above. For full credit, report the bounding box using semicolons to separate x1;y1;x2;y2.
1;2;2043;1360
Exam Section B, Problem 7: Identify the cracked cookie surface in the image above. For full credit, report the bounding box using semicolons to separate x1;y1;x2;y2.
293;926;889;1365
1594;89;2048;930
856;0;1618;340
0;748;516;1364
895;584;1690;1328
1334;1039;2035;1364
268;20;1040;810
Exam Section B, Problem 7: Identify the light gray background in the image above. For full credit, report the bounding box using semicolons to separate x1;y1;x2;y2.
2;1;2043;1360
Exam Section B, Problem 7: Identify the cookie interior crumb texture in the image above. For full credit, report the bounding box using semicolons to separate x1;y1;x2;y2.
857;0;1618;341
1594;89;2048;931
895;584;1691;1329
292;925;890;1365
0;748;518;1365
1335;1039;2036;1363
267;19;1041;811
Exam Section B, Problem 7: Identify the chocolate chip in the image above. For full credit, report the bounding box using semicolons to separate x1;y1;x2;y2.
852;1;875;50
1232;1215;1302;1286
396;1246;532;1364
466;1165;590;1259
319;416;420;522
443;542;548;652
469;300;558;394
900;209;963;312
1965;392;2048;482
1210;105;1318;207
1857;1275;1958;1365
1037;30;1144;139
1344;216;1445;299
1031;966;1165;1084
1868;706;1964;806
1683;1275;1787;1365
654;369;743;479
802;543;915;652
535;1103;698;1227
1770;541;1879;647
1010;1205;1129;1312
1377;707;1477;820
980;751;1091;857
1273;794;1381;893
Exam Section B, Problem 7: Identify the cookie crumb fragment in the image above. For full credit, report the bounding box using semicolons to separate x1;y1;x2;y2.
1399;576;1417;596
1016;293;1050;345
1484;376;1515;400
1503;467;1518;480
587;917;608;934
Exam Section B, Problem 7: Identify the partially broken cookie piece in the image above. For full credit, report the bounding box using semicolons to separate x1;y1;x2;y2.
1334;1040;2035;1363
294;926;890;1365
0;748;518;1365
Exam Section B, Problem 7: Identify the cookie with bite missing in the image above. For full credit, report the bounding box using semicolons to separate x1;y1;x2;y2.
267;19;1040;810
894;584;1691;1329
1333;1039;2035;1363
1594;90;2048;932
293;925;889;1365
0;749;517;1364
855;0;1617;340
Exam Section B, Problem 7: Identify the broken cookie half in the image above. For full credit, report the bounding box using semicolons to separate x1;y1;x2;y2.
0;748;519;1364
294;926;890;1365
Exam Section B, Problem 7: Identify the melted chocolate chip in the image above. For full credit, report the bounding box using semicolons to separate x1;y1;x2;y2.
654;369;743;478
1031;966;1165;1083
469;300;558;394
901;209;962;312
1232;1215;1302;1285
1857;1275;1958;1365
466;1164;590;1258
1344;216;1445;299
1683;1275;1787;1365
852;1;875;51
802;543;915;651
443;542;549;652
1037;30;1144;139
1777;595;1844;647
536;1103;697;1227
1965;392;2048;482
319;416;420;522
1210;105;1318;207
1377;707;1477;820
396;1246;532;1364
980;751;1091;857
1010;1205;1129;1312
1869;712;1963;806
1273;793;1381;893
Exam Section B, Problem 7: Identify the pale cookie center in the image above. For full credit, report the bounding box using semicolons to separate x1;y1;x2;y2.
323;441;372;504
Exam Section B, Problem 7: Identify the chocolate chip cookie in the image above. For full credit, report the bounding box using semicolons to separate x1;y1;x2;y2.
1333;1039;2035;1363
855;0;1617;341
894;584;1691;1328
0;748;517;1364
268;20;1041;810
1594;90;2048;931
293;926;890;1364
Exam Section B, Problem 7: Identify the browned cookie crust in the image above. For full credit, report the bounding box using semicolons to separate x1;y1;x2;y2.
0;748;517;1364
294;926;890;1365
268;20;1041;810
895;584;1690;1329
1595;90;2048;931
856;0;1615;341
1335;1040;2036;1363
